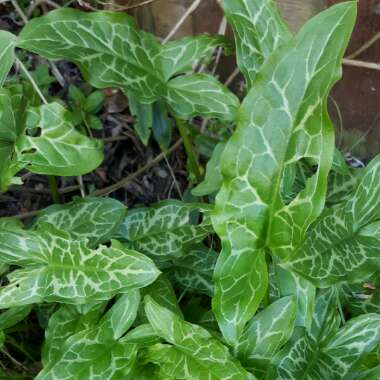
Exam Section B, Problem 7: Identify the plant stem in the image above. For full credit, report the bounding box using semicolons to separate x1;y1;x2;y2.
47;176;60;203
17;58;61;203
175;117;203;184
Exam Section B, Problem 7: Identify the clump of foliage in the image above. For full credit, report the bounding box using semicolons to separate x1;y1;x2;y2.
0;1;379;379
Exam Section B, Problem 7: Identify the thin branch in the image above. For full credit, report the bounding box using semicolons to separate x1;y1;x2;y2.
103;135;129;143
16;58;48;104
27;0;60;17
212;17;227;75
94;139;182;196
163;152;183;199
97;0;158;11
10;0;28;23
342;58;380;71
163;0;202;43
346;31;380;59
224;67;240;87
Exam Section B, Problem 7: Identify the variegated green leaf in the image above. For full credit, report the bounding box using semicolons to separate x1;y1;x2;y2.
166;74;239;121
221;0;291;88
144;296;255;380
138;274;183;323
37;331;137;380
118;200;213;265
268;290;380;380
122;324;161;346
0;85;28;191
326;168;361;206
324;314;380;373
34;197;126;247
0;225;159;307
16;102;103;176
98;290;140;340
274;265;316;329
42;303;106;366
285;155;380;286
38;291;140;380
169;244;217;296
17;9;164;103
236;296;297;376
348;366;380;380
212;2;356;344
309;288;340;345
0;223;43;265
159;35;230;80
0;87;101;189
0;30;16;86
18;10;238;122
192;142;226;197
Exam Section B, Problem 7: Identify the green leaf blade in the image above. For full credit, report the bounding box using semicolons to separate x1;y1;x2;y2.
221;0;291;88
166;73;239;121
33;196;126;247
145;296;255;380
0;30;16;86
0;227;160;308
17;9;165;102
212;2;356;343
16;102;104;176
237;296;297;375
159;34;231;80
285;155;380;287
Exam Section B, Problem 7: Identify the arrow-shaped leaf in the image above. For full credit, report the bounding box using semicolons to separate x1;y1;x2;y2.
165;73;239;121
144;296;255;380
268;291;380;380
17;9;165;103
34;196;126;247
16;102;103;176
236;296;297;376
211;2;356;344
221;0;291;88
38;291;140;380
285;155;380;286
42;302;106;365
118;200;213;265
0;224;160;307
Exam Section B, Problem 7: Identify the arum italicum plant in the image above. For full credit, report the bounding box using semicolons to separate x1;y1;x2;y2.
0;0;380;379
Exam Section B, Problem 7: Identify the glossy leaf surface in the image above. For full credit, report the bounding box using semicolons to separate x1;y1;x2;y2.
285;155;380;286
212;2;356;343
145;297;255;380
0;30;16;86
0;224;159;307
34;197;126;247
16;102;103;176
221;0;291;88
118;201;213;264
